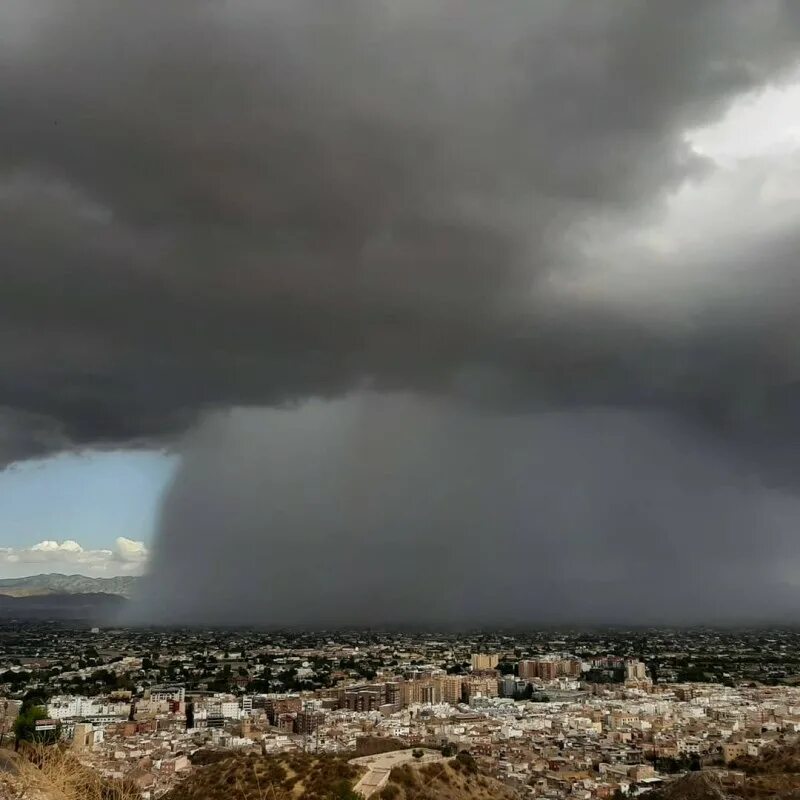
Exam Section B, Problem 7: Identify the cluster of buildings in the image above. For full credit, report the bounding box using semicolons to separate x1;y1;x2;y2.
9;654;798;799
5;626;800;798
519;659;583;681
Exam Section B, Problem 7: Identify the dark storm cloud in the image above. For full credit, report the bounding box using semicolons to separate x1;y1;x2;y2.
132;398;800;626
3;0;800;464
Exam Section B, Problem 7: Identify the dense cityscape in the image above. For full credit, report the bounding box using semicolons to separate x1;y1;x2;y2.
3;623;800;797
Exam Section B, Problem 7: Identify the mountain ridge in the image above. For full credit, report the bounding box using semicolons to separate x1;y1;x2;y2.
0;573;140;598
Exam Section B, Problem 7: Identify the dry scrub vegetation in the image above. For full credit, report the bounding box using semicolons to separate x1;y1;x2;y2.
164;751;361;800
647;741;800;800
378;756;520;800
0;746;522;800
0;746;140;800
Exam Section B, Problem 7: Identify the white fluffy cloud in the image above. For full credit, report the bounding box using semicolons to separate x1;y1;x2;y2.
0;537;149;576
114;537;148;563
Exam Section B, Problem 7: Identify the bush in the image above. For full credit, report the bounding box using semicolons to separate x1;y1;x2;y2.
455;751;477;774
389;765;416;787
22;746;141;800
325;778;360;799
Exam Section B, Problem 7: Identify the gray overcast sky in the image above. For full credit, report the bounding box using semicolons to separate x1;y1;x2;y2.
3;1;800;623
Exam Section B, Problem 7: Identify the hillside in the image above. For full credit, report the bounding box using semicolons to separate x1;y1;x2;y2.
0;747;139;800
644;772;740;800
377;756;520;800
0;573;140;598
730;739;800;776
646;741;800;800
0;749;63;800
165;752;361;799
164;751;520;800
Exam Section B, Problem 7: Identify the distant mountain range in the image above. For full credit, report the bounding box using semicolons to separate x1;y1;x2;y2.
0;574;139;620
0;573;140;598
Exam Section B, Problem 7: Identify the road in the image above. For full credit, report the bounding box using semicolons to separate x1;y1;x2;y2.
350;748;444;798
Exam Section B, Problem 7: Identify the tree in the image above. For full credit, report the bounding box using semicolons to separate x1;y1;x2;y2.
13;706;58;751
20;692;49;713
327;778;360;799
514;683;535;701
455;751;477;774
